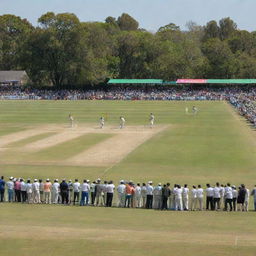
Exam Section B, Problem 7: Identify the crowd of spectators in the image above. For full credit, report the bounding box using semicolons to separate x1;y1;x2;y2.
0;176;256;211
0;86;256;126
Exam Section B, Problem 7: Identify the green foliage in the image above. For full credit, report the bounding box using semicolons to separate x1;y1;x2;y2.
0;13;255;86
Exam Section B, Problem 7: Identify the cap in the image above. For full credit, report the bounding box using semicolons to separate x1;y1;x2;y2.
120;180;124;183
34;179;37;182
158;183;162;186
97;178;101;181
148;181;153;184
69;180;72;182
10;176;13;180
46;178;50;182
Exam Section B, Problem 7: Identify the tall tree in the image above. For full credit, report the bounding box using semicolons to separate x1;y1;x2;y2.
219;17;237;40
117;13;139;31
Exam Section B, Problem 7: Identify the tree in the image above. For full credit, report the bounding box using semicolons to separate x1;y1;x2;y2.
203;20;219;40
219;17;237;40
158;23;180;32
117;13;139;31
0;14;33;69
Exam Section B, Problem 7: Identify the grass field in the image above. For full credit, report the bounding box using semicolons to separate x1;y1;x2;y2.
0;100;256;256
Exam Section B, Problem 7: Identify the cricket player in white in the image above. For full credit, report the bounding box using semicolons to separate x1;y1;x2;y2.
117;180;126;207
175;185;183;210
99;117;105;129
149;113;155;128
191;186;197;210
120;116;125;129
32;179;40;204
245;187;250;212
182;184;189;210
52;179;60;204
196;185;204;211
69;114;74;128
135;183;142;208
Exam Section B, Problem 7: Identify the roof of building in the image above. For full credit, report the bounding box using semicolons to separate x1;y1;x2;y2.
0;71;28;83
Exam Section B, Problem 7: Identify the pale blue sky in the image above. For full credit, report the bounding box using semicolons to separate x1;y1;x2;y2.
0;0;255;31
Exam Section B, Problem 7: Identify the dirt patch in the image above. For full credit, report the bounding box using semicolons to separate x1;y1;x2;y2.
65;125;169;166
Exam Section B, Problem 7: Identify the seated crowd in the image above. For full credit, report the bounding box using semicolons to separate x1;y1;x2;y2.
0;176;256;211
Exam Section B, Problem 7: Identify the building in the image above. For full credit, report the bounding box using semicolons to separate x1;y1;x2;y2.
0;71;30;86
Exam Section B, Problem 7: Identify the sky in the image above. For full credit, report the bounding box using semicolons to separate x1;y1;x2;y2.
0;0;255;31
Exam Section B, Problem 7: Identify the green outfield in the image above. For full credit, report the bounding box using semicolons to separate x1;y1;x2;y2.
0;100;256;256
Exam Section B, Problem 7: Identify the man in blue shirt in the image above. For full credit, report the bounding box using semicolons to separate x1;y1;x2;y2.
0;176;5;202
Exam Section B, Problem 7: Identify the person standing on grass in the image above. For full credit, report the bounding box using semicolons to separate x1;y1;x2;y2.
60;179;69;204
26;179;33;204
220;184;225;210
213;182;221;210
175;185;183;211
20;179;27;203
135;183;142;208
68;180;73;204
73;179;80;205
237;185;246;211
161;184;171;210
6;177;14;202
149;113;155;128
52;179;60;204
182;184;189;211
14;178;21;202
39;179;44;203
90;181;96;206
117;180;126;207
125;182;134;208
102;181;108;206
232;185;238;211
0;176;5;202
245;186;250;212
80;180;90;206
99;116;105;129
141;183;147;208
251;185;256;211
119;116;125;129
191;185;197;211
224;183;233;211
205;184;214;210
146;181;153;209
32;179;40;204
196;185;204;211
106;181;115;207
95;179;104;206
44;179;52;204
153;183;162;209
69;113;74;128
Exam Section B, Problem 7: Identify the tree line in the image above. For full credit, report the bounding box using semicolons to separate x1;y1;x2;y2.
1;12;256;87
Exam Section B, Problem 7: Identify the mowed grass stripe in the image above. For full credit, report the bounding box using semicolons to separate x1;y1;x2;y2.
0;126;26;136
6;132;57;148
29;133;113;161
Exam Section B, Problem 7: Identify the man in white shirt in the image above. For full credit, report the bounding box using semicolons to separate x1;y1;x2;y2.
182;184;189;211
99;117;105;129
6;177;14;202
232;185;238;211
213;182;221;210
32;179;40;204
52;179;60;204
120;116;125;129
68;180;73;204
224;183;233;211
106;181;115;207
245;187;250;212
205;184;214;210
149;113;155;128
141;183;147;208
220;184;225;209
251;185;256;211
90;181;96;205
175;185;183;211
20;178;27;203
80;179;90;206
26;179;33;204
135;183;142;208
197;185;204;211
146;181;153;209
117;180;126;207
73;179;81;205
191;185;197;210
153;183;162;209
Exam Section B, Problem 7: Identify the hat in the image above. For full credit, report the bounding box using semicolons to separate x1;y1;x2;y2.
55;179;58;182
34;179;37;182
69;180;72;182
232;185;236;188
97;178;101;181
87;180;90;182
46;178;50;182
120;180;124;183
148;181;153;184
158;183;162;186
10;176;13;180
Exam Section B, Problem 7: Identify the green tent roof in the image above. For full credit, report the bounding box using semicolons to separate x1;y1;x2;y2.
108;79;163;84
207;79;256;84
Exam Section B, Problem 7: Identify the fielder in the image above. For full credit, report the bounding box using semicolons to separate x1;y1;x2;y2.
119;116;125;129
192;106;198;115
149;113;155;128
99;116;105;129
69;113;74;128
